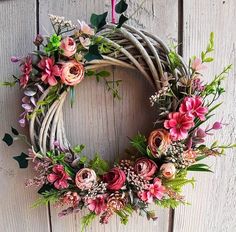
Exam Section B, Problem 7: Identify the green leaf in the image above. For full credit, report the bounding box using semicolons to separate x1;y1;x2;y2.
89;153;109;175
195;155;207;161
73;144;85;154
117;14;128;28
81;212;96;232
50;34;61;47
0;81;17;87
90;12;108;30
2;133;13;146
11;127;19;135
97;70;110;78
168;50;181;71
115;0;128;14
204;57;214;62
69;86;75;108
130;133;147;156
13;152;29;168
155;198;182;209
84;45;103;62
38;184;54;195
187;163;213;172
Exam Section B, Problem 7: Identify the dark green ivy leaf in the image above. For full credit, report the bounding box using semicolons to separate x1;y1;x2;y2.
84;45;103;62
38;184;54;195
115;0;128;14
13;152;29;168
117;14;129;28
90;12;108;30
2;133;13;146
11;127;19;135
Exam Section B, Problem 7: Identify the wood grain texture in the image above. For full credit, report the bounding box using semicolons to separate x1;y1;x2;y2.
173;1;236;232
0;1;50;232
38;0;178;231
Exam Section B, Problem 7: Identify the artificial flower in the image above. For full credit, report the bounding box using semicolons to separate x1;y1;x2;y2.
60;37;77;57
179;96;208;121
87;195;107;215
107;193;127;211
33;34;44;46
47;164;71;189
79;36;91;49
160;163;176;179
60;60;84;86
75;168;97;190
182;149;197;165
139;178;165;203
19;74;30;88
134;158;157;180
191;57;207;72
78;20;95;36
164;112;194;140
61;191;80;207
148;129;172;157
103;168;126;191
38;57;61;86
212;121;223;130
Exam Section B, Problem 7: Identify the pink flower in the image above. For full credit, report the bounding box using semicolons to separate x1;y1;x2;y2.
212;121;223;130
134;158;157;180
164;112;194;140
87;195;107;215
60;61;84;86
47;164;71;189
19;74;30;88
79;37;91;49
179;96;208;121
103;168;126;191
78;20;95;36
191;58;207;72
38;57;61;86
139;178;165;203
75;168;97;190
60;37;77;57
160;163;176;179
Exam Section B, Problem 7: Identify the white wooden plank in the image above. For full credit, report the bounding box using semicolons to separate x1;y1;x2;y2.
38;0;178;231
0;1;50;232
174;1;236;231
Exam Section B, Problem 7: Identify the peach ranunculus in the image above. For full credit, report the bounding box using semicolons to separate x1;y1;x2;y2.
160;163;176;179
148;129;172;158
60;61;84;86
134;158;157;180
60;37;77;57
75;168;97;190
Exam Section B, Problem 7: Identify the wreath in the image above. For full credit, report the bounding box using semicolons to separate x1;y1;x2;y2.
2;1;235;231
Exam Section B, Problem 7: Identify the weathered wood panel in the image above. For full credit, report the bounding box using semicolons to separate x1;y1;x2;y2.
0;1;50;232
38;0;178;231
174;1;236;232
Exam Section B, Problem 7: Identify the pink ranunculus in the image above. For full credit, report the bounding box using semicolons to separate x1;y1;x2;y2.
78;20;95;36
164;112;194;141
60;61;84;86
47;164;71;189
103;168;126;191
179;96;208;121
134;158;157;180
87;195;107;215
191;58;207;72
139;178;165;203
160;163;176;179
38;57;61;86
75;168;97;190
60;37;77;57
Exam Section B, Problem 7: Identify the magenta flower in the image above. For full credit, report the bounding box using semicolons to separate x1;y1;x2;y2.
164;112;194;140
191;58;207;72
212;121;223;130
87;195;107;215
179;96;208;121
38;57;61;86
139;178;165;203
47;164;71;189
19;56;32;88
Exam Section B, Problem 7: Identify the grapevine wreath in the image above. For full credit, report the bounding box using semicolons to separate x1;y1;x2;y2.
2;1;236;231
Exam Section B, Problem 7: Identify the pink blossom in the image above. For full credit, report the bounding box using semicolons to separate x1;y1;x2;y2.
38;57;61;86
79;37;91;49
192;77;205;92
87;195;107;215
60;37;77;57
19;56;32;88
191;58;207;72
139;178;165;203
19;74;30;88
78;20;95;36
179;96;208;121
212;121;223;130
164;112;194;140
47;164;71;189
